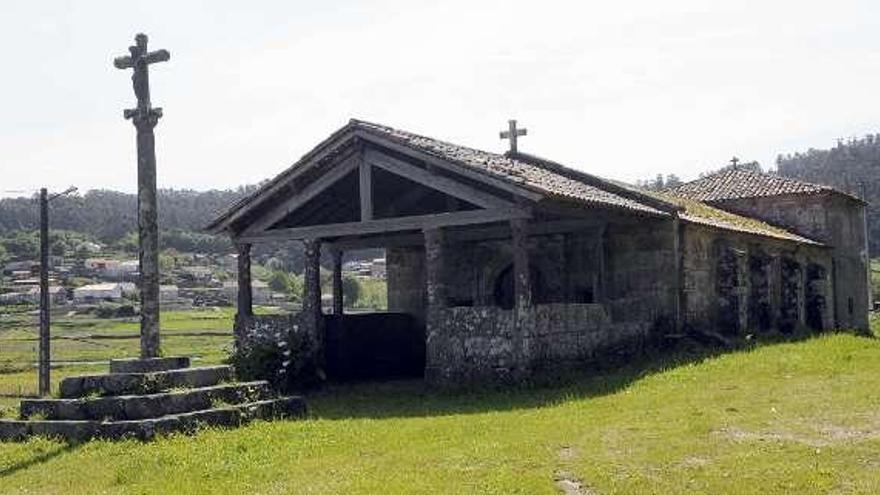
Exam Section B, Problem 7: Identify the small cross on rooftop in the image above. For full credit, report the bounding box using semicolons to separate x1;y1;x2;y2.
730;156;740;170
500;119;527;154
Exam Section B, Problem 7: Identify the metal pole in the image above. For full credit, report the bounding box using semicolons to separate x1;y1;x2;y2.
39;188;50;397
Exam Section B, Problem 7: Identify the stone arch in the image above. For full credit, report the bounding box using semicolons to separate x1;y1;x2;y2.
491;263;546;309
480;241;556;309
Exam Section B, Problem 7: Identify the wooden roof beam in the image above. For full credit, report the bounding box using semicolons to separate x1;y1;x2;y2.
238;207;530;243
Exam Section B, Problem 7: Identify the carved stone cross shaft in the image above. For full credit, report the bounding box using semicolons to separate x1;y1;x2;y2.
114;33;170;358
500;119;527;155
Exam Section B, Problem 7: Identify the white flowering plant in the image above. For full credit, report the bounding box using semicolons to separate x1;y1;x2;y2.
228;320;324;392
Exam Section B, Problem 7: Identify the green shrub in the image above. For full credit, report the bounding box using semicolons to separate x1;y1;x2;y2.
228;325;323;392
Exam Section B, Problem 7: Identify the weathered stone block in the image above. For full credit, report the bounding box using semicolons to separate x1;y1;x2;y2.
20;382;270;421
110;356;190;374
0;420;27;442
3;396;307;442
60;365;232;398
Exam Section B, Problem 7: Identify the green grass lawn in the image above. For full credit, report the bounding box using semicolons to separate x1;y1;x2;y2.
0;322;879;494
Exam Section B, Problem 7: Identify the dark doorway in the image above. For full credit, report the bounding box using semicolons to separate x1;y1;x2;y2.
324;313;425;382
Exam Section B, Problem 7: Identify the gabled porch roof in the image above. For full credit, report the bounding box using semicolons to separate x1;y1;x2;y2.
206;119;823;247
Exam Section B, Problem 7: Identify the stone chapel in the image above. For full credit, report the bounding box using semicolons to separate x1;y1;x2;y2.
208;119;870;386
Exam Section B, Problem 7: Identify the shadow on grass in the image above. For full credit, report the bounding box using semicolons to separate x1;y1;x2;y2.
309;329;875;421
0;442;79;479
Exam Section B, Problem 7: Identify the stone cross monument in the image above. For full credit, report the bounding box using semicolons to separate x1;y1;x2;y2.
114;33;170;358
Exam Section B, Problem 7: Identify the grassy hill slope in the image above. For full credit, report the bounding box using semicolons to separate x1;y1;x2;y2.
1;325;879;494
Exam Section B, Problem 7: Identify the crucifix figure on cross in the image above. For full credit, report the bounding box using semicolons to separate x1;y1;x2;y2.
500;119;527;155
113;33;170;359
114;33;170;124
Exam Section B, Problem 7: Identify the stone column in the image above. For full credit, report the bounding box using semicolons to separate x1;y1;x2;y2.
511;219;531;309
796;255;807;327
511;218;531;375
424;229;447;316
302;239;323;346
234;242;253;344
671;216;683;332
330;248;344;317
424;228;446;384
769;253;782;329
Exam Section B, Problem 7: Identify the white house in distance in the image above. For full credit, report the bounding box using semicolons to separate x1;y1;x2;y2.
159;285;180;303
73;283;123;303
0;286;67;305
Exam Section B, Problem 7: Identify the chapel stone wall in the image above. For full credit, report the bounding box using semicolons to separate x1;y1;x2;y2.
681;224;834;335
710;194;869;331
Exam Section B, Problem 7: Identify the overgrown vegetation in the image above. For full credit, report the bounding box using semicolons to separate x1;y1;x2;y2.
228;325;322;392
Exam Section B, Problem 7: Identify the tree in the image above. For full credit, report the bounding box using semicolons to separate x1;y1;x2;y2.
287;274;303;302
665;174;682;188
342;275;361;307
268;270;290;293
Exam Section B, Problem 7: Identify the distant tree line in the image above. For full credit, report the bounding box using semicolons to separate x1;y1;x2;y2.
0;187;257;241
637;174;683;191
0;186;383;269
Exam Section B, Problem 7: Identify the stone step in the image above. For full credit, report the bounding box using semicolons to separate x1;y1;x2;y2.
109;356;191;374
21;381;271;421
60;365;233;399
0;396;307;442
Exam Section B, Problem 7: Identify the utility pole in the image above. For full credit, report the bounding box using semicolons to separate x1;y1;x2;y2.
38;189;49;397
38;186;76;396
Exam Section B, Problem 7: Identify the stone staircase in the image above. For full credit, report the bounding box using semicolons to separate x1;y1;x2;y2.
0;356;306;442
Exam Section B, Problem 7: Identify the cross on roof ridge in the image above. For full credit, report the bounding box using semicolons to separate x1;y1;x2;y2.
499;119;527;154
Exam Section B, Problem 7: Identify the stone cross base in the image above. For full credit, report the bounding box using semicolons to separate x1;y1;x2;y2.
0;355;307;442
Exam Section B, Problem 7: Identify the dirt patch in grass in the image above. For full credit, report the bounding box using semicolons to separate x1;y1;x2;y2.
715;415;880;447
554;471;596;495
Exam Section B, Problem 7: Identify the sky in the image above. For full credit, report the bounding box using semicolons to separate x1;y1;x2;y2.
2;0;880;198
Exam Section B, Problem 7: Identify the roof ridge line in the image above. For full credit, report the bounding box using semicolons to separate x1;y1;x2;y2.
509;151;683;213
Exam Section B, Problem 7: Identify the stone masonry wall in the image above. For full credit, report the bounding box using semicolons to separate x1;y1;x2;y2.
387;246;426;326
712;194;869;331
681;223;834;334
603;220;677;327
423;220;673;386
426;303;645;385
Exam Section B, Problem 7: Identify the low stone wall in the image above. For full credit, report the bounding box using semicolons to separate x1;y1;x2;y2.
426;303;649;386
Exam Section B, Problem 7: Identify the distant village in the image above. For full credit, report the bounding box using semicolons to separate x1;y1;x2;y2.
0;242;387;314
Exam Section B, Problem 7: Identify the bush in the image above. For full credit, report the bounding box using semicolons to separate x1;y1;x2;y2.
94;303;119;319
228;324;323;392
94;303;137;319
